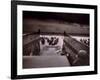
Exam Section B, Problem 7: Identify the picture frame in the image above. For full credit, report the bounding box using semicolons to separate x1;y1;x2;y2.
11;0;97;79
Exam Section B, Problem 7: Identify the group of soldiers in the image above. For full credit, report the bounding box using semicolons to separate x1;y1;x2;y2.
40;37;59;45
80;38;90;46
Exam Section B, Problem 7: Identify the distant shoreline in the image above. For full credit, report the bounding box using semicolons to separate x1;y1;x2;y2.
23;32;89;37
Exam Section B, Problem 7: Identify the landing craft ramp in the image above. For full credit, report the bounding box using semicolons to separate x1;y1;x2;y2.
23;33;89;68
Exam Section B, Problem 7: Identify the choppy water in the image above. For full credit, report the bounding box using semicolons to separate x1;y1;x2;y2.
71;35;89;42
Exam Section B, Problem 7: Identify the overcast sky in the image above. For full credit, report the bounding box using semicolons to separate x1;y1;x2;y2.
23;11;89;25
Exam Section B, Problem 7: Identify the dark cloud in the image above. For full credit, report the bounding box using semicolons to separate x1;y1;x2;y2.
23;11;89;25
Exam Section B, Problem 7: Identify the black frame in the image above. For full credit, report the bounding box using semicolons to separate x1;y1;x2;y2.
11;0;97;79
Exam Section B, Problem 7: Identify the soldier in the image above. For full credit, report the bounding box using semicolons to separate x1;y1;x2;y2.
41;37;45;45
73;50;89;66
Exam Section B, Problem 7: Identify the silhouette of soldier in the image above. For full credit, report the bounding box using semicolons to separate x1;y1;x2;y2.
41;37;45;45
73;50;89;66
52;38;59;45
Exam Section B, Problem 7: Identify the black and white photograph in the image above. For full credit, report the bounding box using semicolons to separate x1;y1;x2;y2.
11;1;97;79
23;11;90;68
